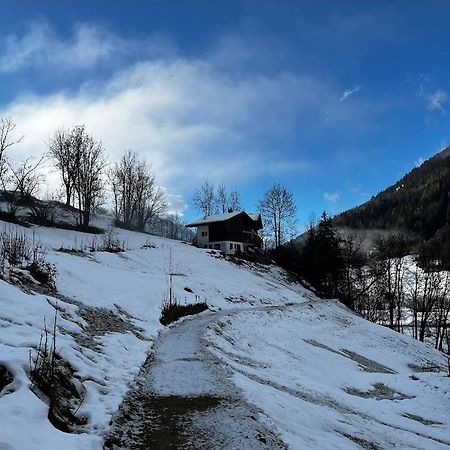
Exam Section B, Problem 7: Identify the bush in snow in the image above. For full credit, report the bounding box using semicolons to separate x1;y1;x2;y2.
0;364;13;395
29;309;87;432
88;228;126;253
26;260;58;290
0;229;33;269
0;228;57;289
159;298;208;325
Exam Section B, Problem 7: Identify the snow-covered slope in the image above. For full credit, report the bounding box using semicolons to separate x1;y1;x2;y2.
206;301;450;450
0;217;309;450
0;215;449;450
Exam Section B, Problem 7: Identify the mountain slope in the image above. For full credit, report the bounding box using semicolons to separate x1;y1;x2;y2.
334;146;450;241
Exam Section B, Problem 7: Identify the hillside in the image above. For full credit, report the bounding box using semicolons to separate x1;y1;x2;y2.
334;146;450;242
0;213;449;449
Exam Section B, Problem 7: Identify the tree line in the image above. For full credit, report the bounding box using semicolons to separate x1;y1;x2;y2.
272;213;450;353
0;118;173;235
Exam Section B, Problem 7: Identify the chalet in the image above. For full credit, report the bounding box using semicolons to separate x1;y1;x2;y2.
186;211;263;254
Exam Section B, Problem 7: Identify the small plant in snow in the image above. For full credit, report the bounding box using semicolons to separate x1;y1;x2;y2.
0;228;57;288
30;309;58;388
87;228;126;253
141;238;155;249
27;259;58;290
101;227;126;253
159;249;208;325
0;228;33;269
29;307;86;432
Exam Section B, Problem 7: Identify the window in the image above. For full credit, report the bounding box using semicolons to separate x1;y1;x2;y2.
201;231;208;237
230;243;233;250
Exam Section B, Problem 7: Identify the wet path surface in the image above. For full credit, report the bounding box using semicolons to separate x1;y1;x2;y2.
104;311;288;450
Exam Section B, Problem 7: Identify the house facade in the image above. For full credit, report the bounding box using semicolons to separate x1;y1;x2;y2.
186;211;263;254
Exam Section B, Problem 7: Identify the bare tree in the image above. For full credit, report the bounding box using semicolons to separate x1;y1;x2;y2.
50;125;107;226
109;150;167;231
192;179;215;217
0;117;23;189
229;190;241;212
434;272;450;351
258;183;296;248
72;127;106;227
217;182;228;214
135;179;166;231
8;155;46;197
217;183;242;213
374;235;409;330
48;128;76;206
109;150;141;225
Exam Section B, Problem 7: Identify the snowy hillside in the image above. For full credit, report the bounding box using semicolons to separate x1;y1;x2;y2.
0;216;308;450
0;216;449;450
207;301;450;449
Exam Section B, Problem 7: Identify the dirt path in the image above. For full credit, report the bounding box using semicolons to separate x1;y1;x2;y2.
103;309;288;450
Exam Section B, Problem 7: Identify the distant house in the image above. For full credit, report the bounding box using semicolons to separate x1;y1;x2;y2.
186;211;263;254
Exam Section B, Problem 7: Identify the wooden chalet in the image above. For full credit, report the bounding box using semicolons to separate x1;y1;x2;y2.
186;211;263;254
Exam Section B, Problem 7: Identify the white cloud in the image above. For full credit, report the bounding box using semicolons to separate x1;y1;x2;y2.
339;85;362;102
324;192;340;202
0;19;175;73
0;21;383;213
0;57;315;207
426;89;448;113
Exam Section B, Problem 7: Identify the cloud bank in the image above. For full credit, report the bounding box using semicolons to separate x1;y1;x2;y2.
0;19;380;212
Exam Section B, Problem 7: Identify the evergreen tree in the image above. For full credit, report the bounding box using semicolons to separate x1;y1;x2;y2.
300;212;343;297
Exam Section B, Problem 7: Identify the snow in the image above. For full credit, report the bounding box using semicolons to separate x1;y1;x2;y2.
206;300;450;450
0;214;307;449
0;211;449;449
186;210;261;227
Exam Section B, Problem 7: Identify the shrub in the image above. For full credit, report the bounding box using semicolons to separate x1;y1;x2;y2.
0;229;57;288
88;228;126;253
28;201;57;225
160;297;208;325
29;309;86;432
0;229;33;268
0;365;13;394
26;260;58;290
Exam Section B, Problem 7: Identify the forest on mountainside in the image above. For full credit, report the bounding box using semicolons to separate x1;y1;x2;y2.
334;147;450;241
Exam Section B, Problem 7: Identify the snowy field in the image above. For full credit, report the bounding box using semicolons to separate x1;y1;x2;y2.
0;213;449;449
0;215;309;450
206;300;450;450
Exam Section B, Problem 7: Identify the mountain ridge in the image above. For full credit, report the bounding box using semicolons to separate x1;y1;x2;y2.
334;145;450;244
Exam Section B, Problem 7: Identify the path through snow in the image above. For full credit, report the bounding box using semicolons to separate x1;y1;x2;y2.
104;306;289;449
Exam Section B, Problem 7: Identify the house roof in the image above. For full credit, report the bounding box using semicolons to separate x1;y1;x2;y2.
186;211;262;228
247;213;261;222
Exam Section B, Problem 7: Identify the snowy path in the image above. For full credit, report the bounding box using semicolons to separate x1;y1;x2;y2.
104;306;291;449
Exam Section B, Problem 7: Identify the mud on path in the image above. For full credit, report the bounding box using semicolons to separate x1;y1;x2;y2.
103;310;288;450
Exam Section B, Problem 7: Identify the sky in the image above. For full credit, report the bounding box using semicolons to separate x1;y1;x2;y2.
0;1;449;229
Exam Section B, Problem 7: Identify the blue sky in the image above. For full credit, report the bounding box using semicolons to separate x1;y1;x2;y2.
0;1;449;229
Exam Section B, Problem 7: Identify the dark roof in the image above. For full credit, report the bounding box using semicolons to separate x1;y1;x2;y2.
186;211;262;229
